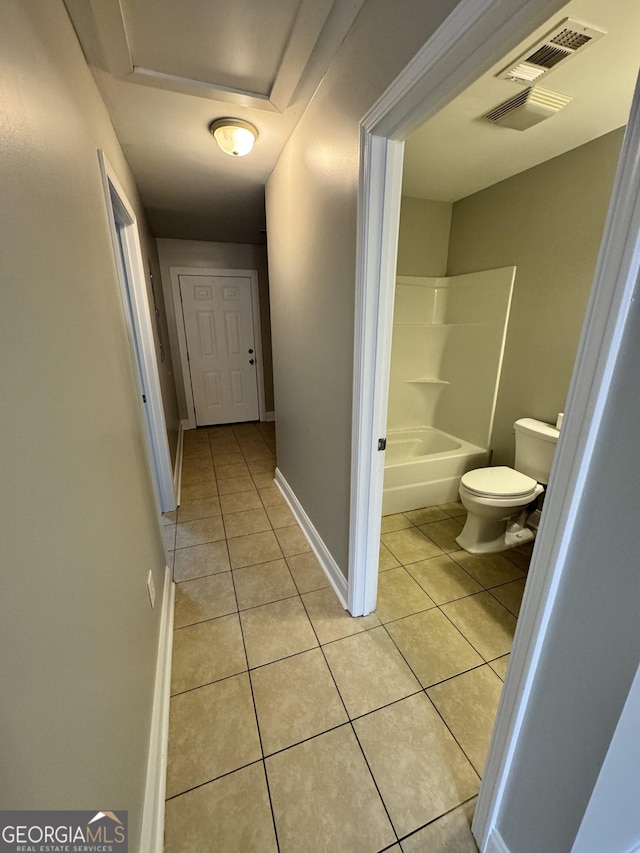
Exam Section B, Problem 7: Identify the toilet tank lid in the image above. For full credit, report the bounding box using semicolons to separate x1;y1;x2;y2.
461;466;538;497
514;418;560;443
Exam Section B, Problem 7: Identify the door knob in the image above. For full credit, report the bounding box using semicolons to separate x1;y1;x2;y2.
249;358;255;365
248;348;254;354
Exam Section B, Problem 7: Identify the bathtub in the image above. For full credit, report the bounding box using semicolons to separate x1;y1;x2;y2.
382;427;489;515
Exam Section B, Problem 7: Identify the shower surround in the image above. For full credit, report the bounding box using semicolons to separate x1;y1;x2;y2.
383;268;515;514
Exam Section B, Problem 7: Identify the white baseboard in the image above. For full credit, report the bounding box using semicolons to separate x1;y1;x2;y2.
173;422;185;507
485;828;511;853
139;567;175;853
274;468;348;608
264;411;275;422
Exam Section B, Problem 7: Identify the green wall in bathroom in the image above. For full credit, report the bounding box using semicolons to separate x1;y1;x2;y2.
446;127;625;464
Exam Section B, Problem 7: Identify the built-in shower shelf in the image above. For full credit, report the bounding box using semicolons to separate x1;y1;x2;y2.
407;378;450;385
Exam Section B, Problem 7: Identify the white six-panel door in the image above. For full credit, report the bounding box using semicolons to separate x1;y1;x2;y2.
179;273;259;425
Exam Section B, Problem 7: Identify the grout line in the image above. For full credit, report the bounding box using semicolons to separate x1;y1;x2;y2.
165;756;264;802
395;794;478;846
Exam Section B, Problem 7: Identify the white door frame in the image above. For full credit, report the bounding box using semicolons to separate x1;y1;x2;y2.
349;0;640;847
169;267;266;429
98;151;176;513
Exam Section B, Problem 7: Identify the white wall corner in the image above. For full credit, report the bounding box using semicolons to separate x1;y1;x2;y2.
274;469;348;607
264;411;276;422
139;567;175;853
485;828;512;853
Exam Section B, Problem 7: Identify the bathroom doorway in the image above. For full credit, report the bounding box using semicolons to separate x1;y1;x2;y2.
349;0;640;846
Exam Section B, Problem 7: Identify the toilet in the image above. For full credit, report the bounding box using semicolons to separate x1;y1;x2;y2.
456;418;560;555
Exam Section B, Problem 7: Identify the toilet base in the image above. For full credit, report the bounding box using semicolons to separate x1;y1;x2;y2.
455;512;536;555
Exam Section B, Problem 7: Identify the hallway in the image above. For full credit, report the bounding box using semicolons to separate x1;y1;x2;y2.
162;425;529;852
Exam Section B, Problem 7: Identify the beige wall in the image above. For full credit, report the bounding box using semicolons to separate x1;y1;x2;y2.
157;238;274;419
0;3;175;845
396;196;452;276
266;0;460;575
447;128;624;464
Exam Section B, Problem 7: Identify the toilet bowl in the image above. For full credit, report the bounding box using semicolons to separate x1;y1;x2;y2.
455;418;559;555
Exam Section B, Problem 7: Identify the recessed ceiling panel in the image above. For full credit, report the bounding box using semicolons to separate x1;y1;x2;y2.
121;0;303;95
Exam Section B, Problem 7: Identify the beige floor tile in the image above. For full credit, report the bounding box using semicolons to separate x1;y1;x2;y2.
381;528;443;565
240;596;318;668
403;506;449;525
401;799;478;853
219;489;262;514
490;578;526;616
354;693;479;837
375;567;435;623
442;592;517;660
209;441;241;456
233;559;298;610
171;614;246;694
251;648;348;754
180;480;218;501
173;541;231;582
227;530;283;569
419;518;465;553
489;654;510;680
164;763;277;853
161;524;176;552
174;573;237;629
286;552;329;593
405;554;483;605
224;507;272;539
166;674;261;798
175;516;225;549
428;666;504;776
265;503;296;529
379;542;400;572
302;587;381;644
176;497;221;523
216;461;250;480
503;539;534;570
381;513;414;533
217;475;256;495
180;465;215;487
440;501;467;518
450;550;524;589
266;725;395;853
252;472;277;489
247;458;276;475
258;486;286;507
385;609;483;688
274;526;311;557
212;452;245;468
323;626;421;718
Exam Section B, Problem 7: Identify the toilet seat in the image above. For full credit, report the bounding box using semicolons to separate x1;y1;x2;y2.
461;466;538;499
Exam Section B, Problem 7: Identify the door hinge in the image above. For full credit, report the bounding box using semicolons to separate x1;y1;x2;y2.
142;394;147;403
378;438;387;451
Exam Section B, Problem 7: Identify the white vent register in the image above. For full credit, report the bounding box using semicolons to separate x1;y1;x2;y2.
498;18;606;85
484;86;572;130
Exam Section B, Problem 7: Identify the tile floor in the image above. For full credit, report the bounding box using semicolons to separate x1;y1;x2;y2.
162;423;532;852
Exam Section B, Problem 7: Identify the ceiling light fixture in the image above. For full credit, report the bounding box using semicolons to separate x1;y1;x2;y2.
209;118;258;157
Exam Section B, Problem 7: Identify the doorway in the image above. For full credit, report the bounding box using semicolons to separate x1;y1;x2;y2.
170;267;266;428
348;0;640;847
98;151;176;514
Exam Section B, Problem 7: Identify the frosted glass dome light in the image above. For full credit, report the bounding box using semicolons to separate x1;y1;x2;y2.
210;119;258;157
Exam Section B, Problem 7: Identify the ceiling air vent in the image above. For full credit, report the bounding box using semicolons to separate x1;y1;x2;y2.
484;87;572;130
498;18;606;84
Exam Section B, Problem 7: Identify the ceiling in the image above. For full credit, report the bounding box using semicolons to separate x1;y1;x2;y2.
64;0;366;242
402;0;640;202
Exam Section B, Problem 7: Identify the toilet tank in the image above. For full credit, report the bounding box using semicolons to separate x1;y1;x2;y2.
514;418;560;484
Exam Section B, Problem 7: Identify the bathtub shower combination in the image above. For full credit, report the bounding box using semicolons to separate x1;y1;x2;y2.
383;269;515;515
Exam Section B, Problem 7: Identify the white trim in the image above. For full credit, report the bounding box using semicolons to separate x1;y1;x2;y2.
173;421;184;507
98;151;176;513
169;267;266;427
485;828;511;853
264;411;276;422
275;469;348;608
139;567;175;853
